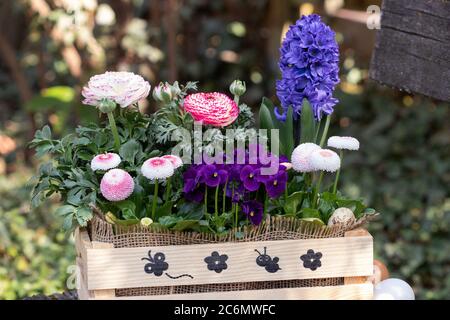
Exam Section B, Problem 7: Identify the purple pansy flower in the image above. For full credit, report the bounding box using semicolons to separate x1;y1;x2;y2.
242;200;264;225
185;185;205;203
264;168;288;198
201;165;228;187
240;165;261;192
276;14;340;121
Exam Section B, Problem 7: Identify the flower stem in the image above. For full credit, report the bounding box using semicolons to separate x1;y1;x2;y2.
332;150;344;194
314;119;322;143
164;177;172;202
313;171;324;208
231;185;235;213
151;180;159;220
107;111;121;152
235;202;239;228
214;185;220;218
319;115;331;147
222;180;228;214
204;187;208;214
234;96;240;105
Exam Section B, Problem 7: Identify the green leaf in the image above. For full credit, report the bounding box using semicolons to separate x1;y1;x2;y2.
158;215;182;228
172;220;200;231
259;97;275;130
299;218;325;226
154;201;174;220
284;192;304;216
279;107;294;156
300;99;316;143
301;208;321;219
119;139;141;164
55;205;76;217
115;200;137;220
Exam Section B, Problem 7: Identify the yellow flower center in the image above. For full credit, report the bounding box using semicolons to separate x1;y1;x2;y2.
213;173;218;177
273;180;278;186
249;174;254;178
250;211;255;217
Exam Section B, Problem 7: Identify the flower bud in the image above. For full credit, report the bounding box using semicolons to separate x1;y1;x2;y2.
98;98;117;113
169;81;182;98
229;80;246;97
152;83;173;103
140;217;153;227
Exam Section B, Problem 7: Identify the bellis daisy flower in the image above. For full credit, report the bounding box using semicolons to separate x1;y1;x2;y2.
141;157;174;220
91;153;121;171
310;149;341;172
183;92;239;127
327;136;360;151
100;169;134;202
291;143;321;173
141;157;174;180
327;136;360;194
161;155;183;169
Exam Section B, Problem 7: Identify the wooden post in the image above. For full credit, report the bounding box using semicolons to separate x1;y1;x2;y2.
370;0;450;102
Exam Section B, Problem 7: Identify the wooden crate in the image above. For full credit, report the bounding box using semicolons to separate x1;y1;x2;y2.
75;228;373;300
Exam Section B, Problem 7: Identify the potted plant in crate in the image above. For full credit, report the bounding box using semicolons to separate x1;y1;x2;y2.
30;15;378;300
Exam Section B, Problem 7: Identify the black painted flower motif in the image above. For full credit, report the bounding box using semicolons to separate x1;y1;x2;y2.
204;251;228;273
141;251;169;276
300;249;322;271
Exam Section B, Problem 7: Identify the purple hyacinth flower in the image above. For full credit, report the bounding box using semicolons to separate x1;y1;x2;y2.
201;165;228;187
276;14;340;121
264;169;288;199
240;165;260;192
241;200;264;225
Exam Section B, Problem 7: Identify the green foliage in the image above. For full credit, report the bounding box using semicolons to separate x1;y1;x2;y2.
0;171;74;299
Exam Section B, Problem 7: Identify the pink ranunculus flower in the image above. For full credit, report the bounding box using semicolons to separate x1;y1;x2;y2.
91;153;121;171
82;71;151;108
100;168;135;201
183;92;239;127
141;157;174;180
161;155;183;169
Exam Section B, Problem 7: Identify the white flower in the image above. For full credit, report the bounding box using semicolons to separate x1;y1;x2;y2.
82;71;151;108
91;153;121;171
140;217;153;227
141;157;174;180
327;136;360;151
291;143;321;172
310;149;341;172
161;155;183;169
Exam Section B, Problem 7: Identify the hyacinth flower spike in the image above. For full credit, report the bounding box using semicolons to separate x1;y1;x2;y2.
82;71;151;152
141;157;174;220
309;149;341;207
327;136;360;194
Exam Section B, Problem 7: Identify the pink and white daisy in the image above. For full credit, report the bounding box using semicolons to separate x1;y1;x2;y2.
161;155;183;169
310;149;341;172
82;71;151;108
100;169;134;202
183;92;239;127
327;136;360;151
91;153;121;171
291;143;321;172
141;157;174;180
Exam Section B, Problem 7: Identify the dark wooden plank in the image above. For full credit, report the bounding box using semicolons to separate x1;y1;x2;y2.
370;0;450;102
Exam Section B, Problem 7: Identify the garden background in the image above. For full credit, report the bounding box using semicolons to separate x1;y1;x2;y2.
0;0;448;300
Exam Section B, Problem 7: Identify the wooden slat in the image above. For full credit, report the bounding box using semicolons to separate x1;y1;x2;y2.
86;236;373;290
91;241;116;299
344;229;372;286
113;284;373;300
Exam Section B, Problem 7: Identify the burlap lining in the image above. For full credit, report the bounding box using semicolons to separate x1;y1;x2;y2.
89;215;371;297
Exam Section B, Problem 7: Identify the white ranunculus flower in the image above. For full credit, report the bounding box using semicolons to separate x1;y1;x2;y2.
82;71;151;108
